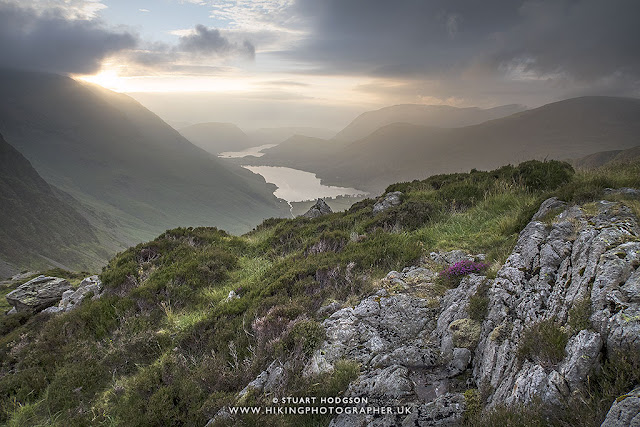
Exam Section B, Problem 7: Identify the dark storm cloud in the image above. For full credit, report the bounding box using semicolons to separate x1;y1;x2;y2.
292;0;640;87
292;0;519;77
486;0;640;82
0;3;137;74
178;25;255;59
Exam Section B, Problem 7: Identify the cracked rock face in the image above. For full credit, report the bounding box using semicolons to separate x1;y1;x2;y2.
474;198;640;407
601;386;640;427
6;275;72;313
305;278;471;426
304;290;440;378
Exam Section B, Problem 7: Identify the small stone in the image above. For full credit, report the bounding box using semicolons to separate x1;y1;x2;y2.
224;290;239;302
302;199;333;218
373;191;402;214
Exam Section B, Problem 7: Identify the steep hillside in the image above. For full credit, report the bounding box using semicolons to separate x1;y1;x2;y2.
2;160;639;426
333;103;526;142
574;145;640;168
0;134;107;275
0;69;288;240
179;122;254;154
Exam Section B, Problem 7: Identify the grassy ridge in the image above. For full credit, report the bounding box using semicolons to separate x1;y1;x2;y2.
1;160;639;426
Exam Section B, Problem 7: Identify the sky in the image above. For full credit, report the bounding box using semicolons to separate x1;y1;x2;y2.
1;0;639;130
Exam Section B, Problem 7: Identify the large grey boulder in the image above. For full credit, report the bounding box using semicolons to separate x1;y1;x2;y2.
373;191;402;214
6;275;72;313
302;198;333;218
601;386;640;427
304;279;468;427
42;275;103;314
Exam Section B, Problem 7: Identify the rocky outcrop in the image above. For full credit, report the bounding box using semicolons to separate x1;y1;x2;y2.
304;289;440;378
373;191;402;214
228;196;640;426
474;198;640;408
604;187;640;199
6;275;72;313
42;275;103;314
302;198;333;218
304;265;480;426
601;386;640;427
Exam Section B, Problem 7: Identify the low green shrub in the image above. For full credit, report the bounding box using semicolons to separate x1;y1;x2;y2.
517;318;568;367
568;297;592;333
515;160;574;191
465;400;548;427
276;319;325;359
468;292;489;323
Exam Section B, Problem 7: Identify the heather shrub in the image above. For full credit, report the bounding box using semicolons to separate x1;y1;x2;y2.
283;320;325;358
438;182;486;210
438;260;488;287
0;311;30;335
515;160;574;191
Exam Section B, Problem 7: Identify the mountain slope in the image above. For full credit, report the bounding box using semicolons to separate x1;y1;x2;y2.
0;133;107;275
179;122;254;154
573;145;640;168
0;69;288;239
311;96;640;191
2;160;639;425
333;103;526;142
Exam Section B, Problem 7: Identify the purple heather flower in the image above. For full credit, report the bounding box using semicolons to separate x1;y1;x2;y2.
439;260;488;278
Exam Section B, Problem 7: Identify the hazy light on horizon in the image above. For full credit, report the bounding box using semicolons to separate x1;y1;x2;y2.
21;0;636;130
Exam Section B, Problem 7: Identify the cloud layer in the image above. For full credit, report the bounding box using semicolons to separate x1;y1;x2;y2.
288;0;640;101
178;25;255;59
0;2;136;74
1;0;638;108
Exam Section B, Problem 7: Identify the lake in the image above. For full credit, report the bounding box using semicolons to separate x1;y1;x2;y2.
242;165;367;202
218;144;277;158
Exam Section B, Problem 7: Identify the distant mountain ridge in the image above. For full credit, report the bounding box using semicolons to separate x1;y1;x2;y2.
0;69;289;243
246;96;640;192
247;127;336;145
333;103;527;142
